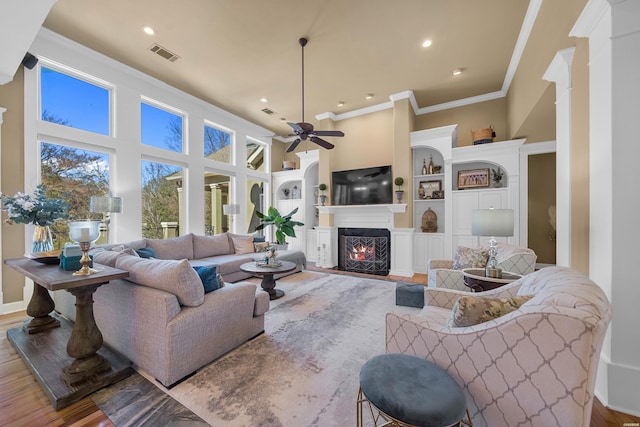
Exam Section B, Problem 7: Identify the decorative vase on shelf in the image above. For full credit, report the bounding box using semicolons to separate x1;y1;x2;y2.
428;155;434;174
319;195;327;206
421;159;428;175
32;225;54;253
395;191;404;204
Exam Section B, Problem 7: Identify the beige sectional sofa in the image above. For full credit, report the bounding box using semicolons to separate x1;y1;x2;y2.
54;232;305;387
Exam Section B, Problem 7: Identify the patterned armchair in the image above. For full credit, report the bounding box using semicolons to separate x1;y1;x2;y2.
386;266;611;427
427;243;537;290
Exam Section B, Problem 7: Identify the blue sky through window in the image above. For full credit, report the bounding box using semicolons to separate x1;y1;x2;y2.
40;67;110;135
141;103;183;152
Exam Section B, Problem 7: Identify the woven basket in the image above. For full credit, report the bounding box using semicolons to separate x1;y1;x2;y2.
471;127;494;145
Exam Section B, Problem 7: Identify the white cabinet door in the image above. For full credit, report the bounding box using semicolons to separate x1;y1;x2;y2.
479;189;507;209
452;191;478;235
413;233;445;273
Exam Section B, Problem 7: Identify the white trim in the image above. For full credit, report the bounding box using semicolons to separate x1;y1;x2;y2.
543;47;575;268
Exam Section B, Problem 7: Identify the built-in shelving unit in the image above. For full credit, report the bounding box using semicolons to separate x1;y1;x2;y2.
410;124;525;273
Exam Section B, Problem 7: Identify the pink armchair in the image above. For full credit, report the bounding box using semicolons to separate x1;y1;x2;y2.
386;266;611;427
427;243;537;290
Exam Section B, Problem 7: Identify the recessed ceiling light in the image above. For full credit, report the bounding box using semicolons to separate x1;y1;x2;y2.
453;68;462;76
422;39;432;48
365;93;374;100
143;26;155;36
260;97;268;103
337;101;345;107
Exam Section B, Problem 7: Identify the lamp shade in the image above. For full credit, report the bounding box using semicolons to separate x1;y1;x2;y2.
90;196;123;213
471;209;514;237
68;220;102;243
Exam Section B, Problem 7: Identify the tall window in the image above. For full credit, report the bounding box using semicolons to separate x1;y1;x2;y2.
141;102;183;152
141;161;182;238
204;171;232;235
40;66;110;135
40;142;110;247
204;124;232;163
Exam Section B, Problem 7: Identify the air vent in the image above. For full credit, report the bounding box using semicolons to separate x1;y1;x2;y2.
261;108;276;115
149;44;180;62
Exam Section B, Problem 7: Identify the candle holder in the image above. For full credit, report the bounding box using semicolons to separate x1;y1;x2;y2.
68;220;101;276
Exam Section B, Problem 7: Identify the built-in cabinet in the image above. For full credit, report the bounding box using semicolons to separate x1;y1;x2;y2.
410;125;525;273
271;150;319;258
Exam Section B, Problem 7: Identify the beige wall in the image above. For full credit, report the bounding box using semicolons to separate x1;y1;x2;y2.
0;69;26;304
415;98;507;147
570;38;590;275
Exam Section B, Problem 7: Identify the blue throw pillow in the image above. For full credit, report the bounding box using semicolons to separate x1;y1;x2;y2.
253;235;266;243
135;247;157;258
193;265;220;293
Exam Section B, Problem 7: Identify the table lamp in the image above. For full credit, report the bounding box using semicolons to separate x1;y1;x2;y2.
471;208;514;278
68;220;101;276
90;195;123;243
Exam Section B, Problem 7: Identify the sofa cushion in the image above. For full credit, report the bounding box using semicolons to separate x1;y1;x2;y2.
193;233;233;258
146;233;194;260
193;265;221;293
452;246;489;270
446;295;533;327
197;254;256;275
92;249;122;267
231;234;255;255
116;256;204;307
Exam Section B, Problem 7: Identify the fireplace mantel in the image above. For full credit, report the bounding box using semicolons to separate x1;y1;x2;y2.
318;204;406;229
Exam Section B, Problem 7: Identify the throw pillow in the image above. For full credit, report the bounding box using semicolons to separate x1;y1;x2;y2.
231;234;255;255
193;265;220;293
446;295;534;327
217;273;225;288
135;247;157;258
115;256;204;307
91;249;121;267
111;246;140;257
452;246;490;270
254;242;271;252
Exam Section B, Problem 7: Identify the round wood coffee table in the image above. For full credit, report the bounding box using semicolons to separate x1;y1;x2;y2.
240;260;296;300
461;268;522;292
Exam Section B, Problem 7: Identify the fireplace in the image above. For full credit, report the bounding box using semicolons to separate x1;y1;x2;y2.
338;228;391;276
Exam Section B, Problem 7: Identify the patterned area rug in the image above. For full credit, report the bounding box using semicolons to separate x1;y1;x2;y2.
158;271;407;426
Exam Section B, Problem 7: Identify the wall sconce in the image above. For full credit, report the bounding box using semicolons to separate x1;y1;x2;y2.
90;195;123;243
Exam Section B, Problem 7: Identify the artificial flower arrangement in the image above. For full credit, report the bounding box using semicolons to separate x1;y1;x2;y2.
1;185;68;226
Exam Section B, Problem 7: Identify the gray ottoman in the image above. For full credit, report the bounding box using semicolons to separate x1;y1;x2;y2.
357;353;470;427
395;282;425;308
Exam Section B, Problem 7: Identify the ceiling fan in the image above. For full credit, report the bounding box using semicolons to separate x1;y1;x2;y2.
286;37;344;153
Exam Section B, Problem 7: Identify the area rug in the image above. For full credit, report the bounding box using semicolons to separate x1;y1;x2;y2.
158;271;409;426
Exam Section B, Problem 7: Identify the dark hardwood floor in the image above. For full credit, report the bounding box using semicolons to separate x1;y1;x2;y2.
1;267;638;426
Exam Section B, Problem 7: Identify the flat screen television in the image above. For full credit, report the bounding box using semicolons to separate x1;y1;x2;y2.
332;165;393;205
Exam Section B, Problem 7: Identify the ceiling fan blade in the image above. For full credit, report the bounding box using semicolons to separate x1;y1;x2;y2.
287;122;304;134
312;130;345;137
310;136;334;150
286;138;302;153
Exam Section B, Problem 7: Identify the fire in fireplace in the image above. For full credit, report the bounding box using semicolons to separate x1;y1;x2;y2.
338;228;390;276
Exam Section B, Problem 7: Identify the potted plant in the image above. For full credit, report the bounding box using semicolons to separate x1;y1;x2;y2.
255;206;304;248
318;183;327;206
394;177;404;203
491;167;504;188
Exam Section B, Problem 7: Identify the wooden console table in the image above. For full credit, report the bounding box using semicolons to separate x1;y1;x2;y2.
4;258;133;410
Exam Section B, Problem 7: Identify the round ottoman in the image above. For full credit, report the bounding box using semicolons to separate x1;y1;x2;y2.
357;353;470;427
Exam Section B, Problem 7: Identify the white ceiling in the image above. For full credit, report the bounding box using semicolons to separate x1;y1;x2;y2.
7;1;532;136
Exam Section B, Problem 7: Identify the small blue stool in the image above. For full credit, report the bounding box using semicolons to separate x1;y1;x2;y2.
357;353;472;427
395;282;425;308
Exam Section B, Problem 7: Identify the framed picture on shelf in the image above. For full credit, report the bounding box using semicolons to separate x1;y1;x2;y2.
432;190;444;199
419;180;441;199
457;168;490;189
